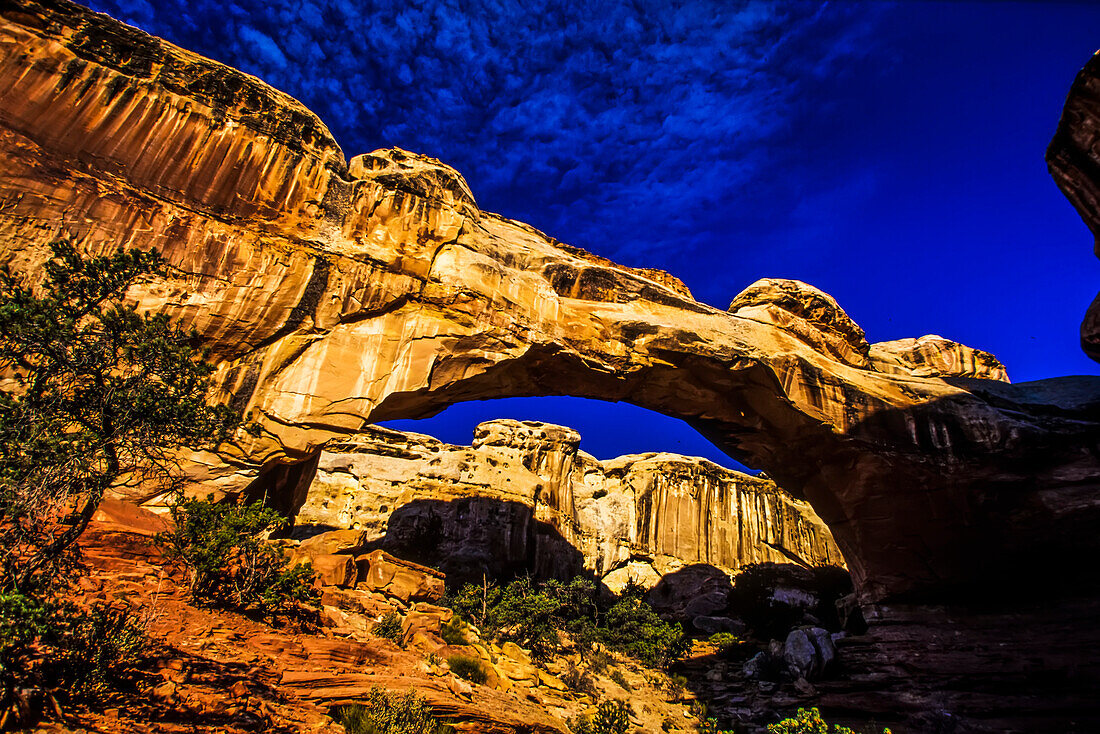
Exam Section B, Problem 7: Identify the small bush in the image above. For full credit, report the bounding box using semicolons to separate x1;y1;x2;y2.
446;574;684;666
446;653;488;685
440;616;468;645
1;596;146;723
767;707;891;734
608;669;631;690
48;604;146;703
588;648;612;674
569;700;631;734
601;589;686;667
373;611;403;644
699;719;737;734
158;494;319;623
707;632;739;652
562;664;597;695
0;589;51;682
707;631;753;661
333;686;453;734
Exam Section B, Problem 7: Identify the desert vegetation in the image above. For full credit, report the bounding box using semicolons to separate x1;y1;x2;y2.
0;244;315;725
447;575;685;666
157;494;319;623
332;686;454;734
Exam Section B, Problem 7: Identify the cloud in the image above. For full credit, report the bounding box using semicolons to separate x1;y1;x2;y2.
86;0;890;300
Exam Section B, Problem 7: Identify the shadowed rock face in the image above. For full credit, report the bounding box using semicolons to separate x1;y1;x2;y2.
1048;49;1100;362
293;419;843;587
2;0;1099;617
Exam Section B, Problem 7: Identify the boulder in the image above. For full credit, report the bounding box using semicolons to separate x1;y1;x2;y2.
305;554;357;588
692;616;746;636
870;335;1009;381
400;603;453;648
298;529;370;556
783;627;836;681
358;550;445;603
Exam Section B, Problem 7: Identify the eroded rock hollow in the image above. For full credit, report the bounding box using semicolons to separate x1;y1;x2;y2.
2;2;1100;728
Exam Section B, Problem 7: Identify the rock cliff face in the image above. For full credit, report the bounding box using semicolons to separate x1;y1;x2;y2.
292;420;843;587
3;3;1100;728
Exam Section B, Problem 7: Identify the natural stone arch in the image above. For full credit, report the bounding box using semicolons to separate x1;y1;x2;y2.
1;1;1098;619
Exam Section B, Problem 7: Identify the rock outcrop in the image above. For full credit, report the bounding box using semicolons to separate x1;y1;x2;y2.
292;419;842;587
1048;48;1100;363
3;3;1100;729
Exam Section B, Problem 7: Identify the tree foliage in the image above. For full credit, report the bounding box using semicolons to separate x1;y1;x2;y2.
0;241;238;593
0;242;240;722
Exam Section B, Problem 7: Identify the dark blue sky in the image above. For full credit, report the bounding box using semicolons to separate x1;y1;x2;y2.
87;0;1100;468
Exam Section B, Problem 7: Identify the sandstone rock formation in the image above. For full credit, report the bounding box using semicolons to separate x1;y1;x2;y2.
292;419;842;588
3;3;1100;729
1049;48;1100;363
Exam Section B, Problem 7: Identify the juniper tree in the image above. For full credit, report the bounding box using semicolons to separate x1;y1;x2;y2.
0;240;238;593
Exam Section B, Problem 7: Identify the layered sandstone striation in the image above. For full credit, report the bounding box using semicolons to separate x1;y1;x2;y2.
293;419;843;587
3;3;1100;728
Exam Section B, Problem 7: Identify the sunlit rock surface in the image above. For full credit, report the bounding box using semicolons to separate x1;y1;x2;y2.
3;4;1100;729
293;420;843;586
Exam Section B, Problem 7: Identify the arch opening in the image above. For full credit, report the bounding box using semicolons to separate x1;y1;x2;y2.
377;396;761;474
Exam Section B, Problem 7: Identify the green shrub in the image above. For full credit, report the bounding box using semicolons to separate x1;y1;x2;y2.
608;669;631;690
569;700;632;734
0;589;54;718
707;631;753;661
446;653;488;685
588;648;612;674
373;611;403;644
601;588;685;667
561;664;597;695
699;719;737;734
157;494;319;623
440;616;468;646
446;574;684;666
448;575;563;659
333;686;453;734
1;595;146;720
767;707;891;734
48;604;146;703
